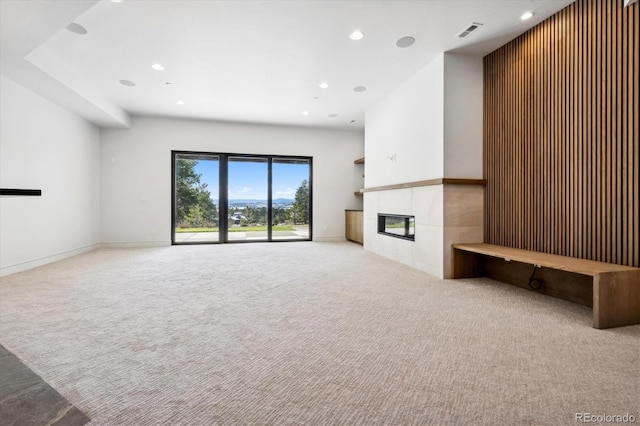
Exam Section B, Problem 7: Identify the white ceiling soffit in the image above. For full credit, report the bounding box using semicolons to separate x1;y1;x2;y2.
0;0;130;128
1;0;575;130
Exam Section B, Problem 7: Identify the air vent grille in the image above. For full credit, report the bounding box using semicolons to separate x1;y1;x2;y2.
457;22;483;38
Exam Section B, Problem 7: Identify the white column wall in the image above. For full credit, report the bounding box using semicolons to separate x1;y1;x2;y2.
363;53;483;278
441;54;484;277
443;53;484;179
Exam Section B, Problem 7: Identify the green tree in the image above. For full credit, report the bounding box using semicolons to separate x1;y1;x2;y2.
184;205;206;227
243;206;256;225
195;190;217;225
291;179;309;224
256;207;267;225
272;207;287;225
176;159;218;227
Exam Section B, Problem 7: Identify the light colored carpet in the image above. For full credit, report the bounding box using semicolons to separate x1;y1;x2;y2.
0;242;638;425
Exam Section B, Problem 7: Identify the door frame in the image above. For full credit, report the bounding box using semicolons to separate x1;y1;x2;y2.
171;150;313;245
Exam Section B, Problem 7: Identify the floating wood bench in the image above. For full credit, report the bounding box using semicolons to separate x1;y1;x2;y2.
452;243;640;329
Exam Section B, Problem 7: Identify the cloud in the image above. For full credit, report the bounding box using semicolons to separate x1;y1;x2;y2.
229;186;251;196
275;187;295;197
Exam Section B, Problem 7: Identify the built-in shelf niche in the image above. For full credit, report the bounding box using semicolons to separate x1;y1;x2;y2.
354;157;365;195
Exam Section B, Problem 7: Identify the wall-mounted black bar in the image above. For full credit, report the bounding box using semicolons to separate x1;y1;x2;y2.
0;188;42;196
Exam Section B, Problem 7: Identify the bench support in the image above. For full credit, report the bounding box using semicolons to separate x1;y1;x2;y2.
594;271;640;329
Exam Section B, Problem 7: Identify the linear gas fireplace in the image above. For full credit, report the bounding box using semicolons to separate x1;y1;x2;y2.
377;213;415;241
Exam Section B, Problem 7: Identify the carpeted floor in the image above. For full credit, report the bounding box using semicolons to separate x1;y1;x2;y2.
0;242;638;425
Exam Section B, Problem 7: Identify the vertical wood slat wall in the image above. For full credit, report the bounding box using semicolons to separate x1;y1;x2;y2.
483;0;639;267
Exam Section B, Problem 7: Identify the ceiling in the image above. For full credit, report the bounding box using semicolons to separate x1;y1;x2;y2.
0;0;574;130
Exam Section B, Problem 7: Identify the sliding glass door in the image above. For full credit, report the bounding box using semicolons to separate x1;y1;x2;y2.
227;157;268;241
272;158;310;240
173;153;219;243
172;152;311;244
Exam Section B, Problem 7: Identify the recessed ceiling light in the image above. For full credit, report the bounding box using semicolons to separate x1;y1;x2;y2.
396;36;416;48
151;63;165;71
349;30;364;40
349;120;356;124
176;100;185;105
165;82;172;85
521;11;534;20
329;114;339;118
302;111;309;116
318;82;329;89
119;80;135;87
66;22;88;35
313;96;319;100
353;86;367;92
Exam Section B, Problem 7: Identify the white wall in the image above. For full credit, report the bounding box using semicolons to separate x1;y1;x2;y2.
100;116;363;245
364;54;445;187
0;75;100;276
443;53;483;179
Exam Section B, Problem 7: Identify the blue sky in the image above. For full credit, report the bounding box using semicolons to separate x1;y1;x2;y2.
193;159;309;200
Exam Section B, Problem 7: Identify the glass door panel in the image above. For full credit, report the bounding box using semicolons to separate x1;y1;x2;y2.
227;157;268;241
174;154;219;243
272;159;310;240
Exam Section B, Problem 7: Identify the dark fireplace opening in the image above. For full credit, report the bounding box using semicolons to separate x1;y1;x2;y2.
377;214;415;241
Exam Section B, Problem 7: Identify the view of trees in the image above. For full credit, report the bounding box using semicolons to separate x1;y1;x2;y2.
175;159;218;228
272;207;288;225
176;159;309;229
290;179;309;224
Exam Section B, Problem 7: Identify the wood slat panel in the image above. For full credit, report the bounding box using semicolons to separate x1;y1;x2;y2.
483;0;639;267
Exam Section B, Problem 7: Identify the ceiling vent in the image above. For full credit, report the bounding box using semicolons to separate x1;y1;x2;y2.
456;22;483;38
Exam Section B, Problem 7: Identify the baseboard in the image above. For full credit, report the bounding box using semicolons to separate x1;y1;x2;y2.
313;236;348;242
0;243;101;277
101;241;171;248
